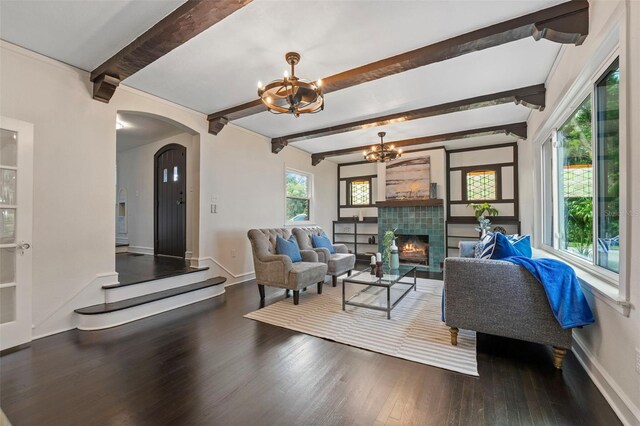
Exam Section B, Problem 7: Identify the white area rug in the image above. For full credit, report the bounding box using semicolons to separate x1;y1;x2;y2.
245;277;478;376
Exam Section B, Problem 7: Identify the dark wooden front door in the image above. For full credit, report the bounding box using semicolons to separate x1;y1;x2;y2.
154;144;186;258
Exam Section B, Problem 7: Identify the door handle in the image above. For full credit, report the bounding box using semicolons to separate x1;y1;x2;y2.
17;241;31;255
176;200;184;205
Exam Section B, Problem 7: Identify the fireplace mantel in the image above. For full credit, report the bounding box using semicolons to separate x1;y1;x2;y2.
375;199;443;208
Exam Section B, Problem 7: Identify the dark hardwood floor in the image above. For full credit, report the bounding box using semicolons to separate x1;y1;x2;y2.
0;280;619;426
114;253;205;286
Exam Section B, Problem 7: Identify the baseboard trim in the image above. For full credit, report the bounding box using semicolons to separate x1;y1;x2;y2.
128;246;154;256
192;257;254;279
572;334;640;426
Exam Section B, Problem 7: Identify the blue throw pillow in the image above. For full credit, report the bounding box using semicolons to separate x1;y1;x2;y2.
275;235;302;262
480;232;521;259
479;233;496;259
312;234;335;254
511;235;532;258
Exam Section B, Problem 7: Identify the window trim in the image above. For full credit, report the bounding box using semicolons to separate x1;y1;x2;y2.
534;36;628;308
462;167;501;203
346;177;372;207
284;167;314;226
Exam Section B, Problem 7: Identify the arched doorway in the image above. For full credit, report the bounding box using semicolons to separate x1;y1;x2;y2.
154;143;186;258
115;111;201;276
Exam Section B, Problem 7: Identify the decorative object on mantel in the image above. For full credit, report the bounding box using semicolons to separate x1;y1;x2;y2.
385;156;431;200
364;132;402;163
468;202;499;237
358;209;364;222
430;182;438;199
257;52;323;117
370;255;376;275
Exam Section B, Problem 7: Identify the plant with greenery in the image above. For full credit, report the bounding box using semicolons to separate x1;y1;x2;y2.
566;197;593;256
382;229;397;264
467;202;499;220
285;173;309;220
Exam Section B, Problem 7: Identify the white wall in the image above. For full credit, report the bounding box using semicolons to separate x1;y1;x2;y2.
117;132;198;256
0;41;337;338
523;1;640;423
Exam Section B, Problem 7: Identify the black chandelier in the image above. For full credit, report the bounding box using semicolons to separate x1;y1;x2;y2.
364;132;402;163
257;52;324;117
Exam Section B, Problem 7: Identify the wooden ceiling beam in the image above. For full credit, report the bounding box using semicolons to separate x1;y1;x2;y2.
310;122;527;165
271;84;544;149
90;0;253;103
207;0;587;134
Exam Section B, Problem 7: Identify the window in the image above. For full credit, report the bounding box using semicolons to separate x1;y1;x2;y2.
543;59;620;275
465;170;497;201
349;179;371;206
285;169;312;223
557;95;593;260
595;61;620;272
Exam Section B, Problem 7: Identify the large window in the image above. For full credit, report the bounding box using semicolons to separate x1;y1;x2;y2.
285;169;312;223
543;59;619;275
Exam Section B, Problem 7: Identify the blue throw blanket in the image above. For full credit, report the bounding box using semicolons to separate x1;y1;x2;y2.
503;256;595;329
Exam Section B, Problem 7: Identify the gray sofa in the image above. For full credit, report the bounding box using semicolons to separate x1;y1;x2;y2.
293;227;356;287
444;241;572;369
247;228;328;305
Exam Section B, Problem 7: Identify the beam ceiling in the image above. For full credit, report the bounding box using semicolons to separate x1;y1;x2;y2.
207;0;588;134
91;0;253;103
271;84;544;153
310;123;527;165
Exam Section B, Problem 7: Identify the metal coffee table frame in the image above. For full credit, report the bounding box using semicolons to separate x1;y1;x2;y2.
342;266;417;319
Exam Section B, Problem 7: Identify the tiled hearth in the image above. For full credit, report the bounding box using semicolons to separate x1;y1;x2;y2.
377;202;445;272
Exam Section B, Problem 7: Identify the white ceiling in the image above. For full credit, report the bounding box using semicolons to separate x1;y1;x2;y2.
116;112;189;152
0;1;185;71
0;0;570;160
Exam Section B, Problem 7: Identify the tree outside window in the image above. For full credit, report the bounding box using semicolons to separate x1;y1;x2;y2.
548;59;620;274
286;170;311;223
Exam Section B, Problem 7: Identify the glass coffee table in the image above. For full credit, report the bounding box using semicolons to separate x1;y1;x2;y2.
342;265;417;319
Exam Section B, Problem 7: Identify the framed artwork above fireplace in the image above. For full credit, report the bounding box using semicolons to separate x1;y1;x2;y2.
385;156;431;200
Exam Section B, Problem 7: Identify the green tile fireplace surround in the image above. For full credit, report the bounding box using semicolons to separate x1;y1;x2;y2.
377;201;445;272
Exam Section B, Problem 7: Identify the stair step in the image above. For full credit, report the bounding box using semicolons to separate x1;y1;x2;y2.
115;243;129;247
103;266;209;289
75;277;226;315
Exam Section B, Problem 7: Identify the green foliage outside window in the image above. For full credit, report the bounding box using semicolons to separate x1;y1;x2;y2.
286;171;310;221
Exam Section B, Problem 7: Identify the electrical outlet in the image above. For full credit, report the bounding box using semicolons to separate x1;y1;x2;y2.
636;348;640;375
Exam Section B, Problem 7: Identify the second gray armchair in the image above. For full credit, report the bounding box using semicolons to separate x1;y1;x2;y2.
293;227;356;287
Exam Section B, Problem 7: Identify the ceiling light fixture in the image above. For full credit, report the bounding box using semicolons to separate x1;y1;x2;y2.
257;52;323;117
364;132;402;163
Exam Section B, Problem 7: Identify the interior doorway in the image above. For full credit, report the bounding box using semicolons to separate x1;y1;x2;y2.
154;143;186;258
115;111;200;266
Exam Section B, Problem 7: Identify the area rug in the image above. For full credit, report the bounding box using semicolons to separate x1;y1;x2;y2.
244;277;478;376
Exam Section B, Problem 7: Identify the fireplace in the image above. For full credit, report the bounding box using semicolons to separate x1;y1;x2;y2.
396;234;429;266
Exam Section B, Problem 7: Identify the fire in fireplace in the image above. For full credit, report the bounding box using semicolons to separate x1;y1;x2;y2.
396;234;429;265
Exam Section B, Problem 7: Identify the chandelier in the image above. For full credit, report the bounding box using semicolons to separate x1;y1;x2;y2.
257;52;323;117
364;132;402;162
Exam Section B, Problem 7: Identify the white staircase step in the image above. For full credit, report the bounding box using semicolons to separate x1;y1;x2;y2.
104;267;209;302
75;277;226;331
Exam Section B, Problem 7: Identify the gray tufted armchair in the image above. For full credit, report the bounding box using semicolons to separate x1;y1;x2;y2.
247;228;328;305
292;227;356;287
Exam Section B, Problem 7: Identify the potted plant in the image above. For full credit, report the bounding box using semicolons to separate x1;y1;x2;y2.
468;202;499;237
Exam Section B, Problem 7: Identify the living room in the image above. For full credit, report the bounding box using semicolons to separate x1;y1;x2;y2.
0;0;638;425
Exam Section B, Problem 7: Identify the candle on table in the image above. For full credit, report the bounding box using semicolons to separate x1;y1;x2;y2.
376;252;382;262
371;255;376;265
